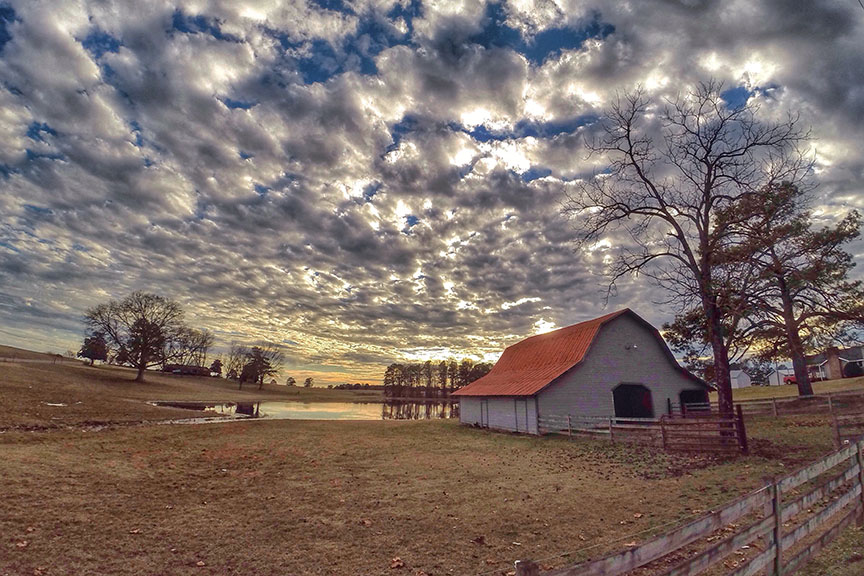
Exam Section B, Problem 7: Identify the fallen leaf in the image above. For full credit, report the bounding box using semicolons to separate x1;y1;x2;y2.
359;519;372;526
625;541;637;547
633;513;643;519
129;529;141;534
26;527;35;533
471;535;486;546
196;560;206;567
16;541;29;548
390;557;405;569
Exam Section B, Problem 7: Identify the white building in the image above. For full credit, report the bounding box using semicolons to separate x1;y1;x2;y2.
730;370;752;389
453;309;710;435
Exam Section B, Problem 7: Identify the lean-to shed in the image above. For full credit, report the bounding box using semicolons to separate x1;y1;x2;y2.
452;309;710;434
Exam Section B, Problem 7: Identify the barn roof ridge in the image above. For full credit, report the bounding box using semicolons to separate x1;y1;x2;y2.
452;308;704;397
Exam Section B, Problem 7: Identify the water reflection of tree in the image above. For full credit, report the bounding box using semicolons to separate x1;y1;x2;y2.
381;400;460;420
235;402;260;417
382;360;492;399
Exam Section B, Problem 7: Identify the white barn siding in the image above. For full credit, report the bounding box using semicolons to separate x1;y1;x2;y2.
458;396;539;434
537;314;704;420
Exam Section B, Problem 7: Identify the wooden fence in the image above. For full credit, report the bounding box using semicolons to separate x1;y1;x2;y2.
538;407;747;455
514;439;864;576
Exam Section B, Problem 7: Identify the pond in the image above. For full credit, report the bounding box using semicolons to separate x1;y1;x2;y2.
148;400;459;421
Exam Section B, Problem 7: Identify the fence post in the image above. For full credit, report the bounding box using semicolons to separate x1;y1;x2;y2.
772;482;783;576
827;393;834;414
831;413;841;449
515;559;540;576
736;404;749;455
772;398;778;418
660;416;668;451
609;418;615;444
567;415;572;438
681;402;687;418
857;440;864;527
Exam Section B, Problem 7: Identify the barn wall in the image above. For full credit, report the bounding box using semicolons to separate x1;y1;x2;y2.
459;397;482;426
457;396;539;434
537;314;706;420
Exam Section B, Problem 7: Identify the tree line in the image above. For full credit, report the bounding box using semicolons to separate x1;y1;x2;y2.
564;80;864;413
382;359;493;398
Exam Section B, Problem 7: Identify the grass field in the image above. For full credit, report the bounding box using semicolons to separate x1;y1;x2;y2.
711;376;864;402
1;361;863;575
0;361;382;430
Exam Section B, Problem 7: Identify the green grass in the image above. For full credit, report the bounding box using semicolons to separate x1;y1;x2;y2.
709;377;864;402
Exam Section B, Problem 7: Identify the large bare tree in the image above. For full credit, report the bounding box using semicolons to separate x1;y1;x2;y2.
563;81;812;414
85;291;184;382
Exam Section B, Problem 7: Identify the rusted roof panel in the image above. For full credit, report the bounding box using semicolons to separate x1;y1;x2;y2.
452;309;629;397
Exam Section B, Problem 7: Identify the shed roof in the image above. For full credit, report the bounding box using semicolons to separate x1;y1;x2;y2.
453;309;705;397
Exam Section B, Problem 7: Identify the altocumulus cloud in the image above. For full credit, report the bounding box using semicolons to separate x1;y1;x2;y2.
0;0;862;383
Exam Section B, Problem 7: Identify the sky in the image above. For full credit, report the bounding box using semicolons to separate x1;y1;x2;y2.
1;0;863;385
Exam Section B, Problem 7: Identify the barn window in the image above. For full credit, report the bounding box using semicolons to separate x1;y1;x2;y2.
612;383;654;418
679;389;708;407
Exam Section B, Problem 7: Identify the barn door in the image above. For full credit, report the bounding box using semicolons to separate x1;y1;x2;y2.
480;399;489;427
515;398;528;432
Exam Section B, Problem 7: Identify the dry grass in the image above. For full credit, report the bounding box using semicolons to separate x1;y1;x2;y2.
0;362;857;576
0;345;65;360
0;362;381;430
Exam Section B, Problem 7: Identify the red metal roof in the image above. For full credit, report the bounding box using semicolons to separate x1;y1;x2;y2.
452;309;631;397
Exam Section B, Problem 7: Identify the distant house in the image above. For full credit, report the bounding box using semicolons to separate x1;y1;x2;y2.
452;309;710;435
767;369;795;387
730;370;752;389
806;346;864;381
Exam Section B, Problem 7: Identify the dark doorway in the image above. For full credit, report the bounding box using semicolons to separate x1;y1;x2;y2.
679;389;709;407
613;384;654;418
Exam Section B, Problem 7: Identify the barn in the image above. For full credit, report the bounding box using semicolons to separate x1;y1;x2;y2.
452;309;710;435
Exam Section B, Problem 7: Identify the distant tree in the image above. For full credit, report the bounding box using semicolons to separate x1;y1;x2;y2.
85;291;184;382
77;332;108;366
165;327;214;367
303;377;314;388
209;358;222;376
239;344;284;390
286;376;296;387
563;81;811;414
225;343;248;381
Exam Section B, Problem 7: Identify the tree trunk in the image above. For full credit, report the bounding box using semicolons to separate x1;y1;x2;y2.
705;298;734;416
135;366;146;382
776;272;814;396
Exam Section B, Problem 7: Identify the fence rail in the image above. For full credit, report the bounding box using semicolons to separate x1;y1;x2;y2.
538;408;747;455
515;439;864;576
671;388;864;419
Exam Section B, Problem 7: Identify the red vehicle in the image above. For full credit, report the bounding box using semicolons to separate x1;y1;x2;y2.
783;375;796;385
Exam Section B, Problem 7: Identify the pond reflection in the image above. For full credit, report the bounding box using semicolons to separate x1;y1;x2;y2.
149;399;458;421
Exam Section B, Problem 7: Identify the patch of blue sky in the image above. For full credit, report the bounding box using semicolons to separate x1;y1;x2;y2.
363;182;381;203
23;204;54;216
239;151;254;160
0;241;19;252
0;163;14;177
81;29;121;59
26;122;57;142
221;97;257;110
471;3;614;65
25;149;64;162
254;183;271;197
129;121;144;147
521;166;552;182
71;243;87;252
721;86;752;110
0;4;15;52
278;9;413;84
170;9;241;43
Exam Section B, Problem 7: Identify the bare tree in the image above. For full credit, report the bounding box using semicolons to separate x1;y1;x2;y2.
238;344;284;390
164;327;214;367
563;81;812;414
225;342;249;380
85;291;184;382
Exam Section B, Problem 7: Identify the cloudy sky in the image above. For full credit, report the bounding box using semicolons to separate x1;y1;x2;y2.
1;0;863;384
